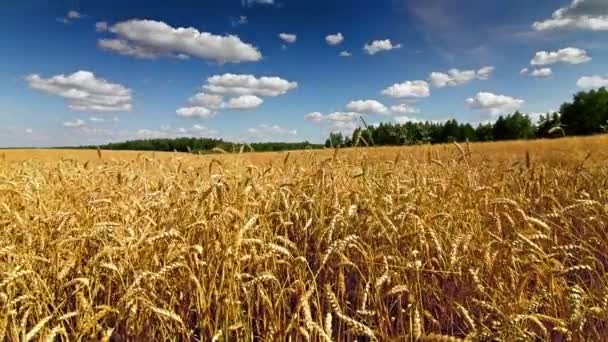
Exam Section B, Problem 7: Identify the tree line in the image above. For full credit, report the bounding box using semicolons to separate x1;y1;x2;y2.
79;137;323;153
325;87;608;147
76;88;607;153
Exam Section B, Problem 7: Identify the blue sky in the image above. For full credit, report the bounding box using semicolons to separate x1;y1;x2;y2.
1;0;607;147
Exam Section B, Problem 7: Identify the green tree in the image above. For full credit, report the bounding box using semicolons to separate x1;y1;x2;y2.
560;87;608;135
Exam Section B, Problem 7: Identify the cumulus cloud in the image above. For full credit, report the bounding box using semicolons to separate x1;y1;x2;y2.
466;92;525;116
306;111;358;123
278;33;297;44
226;95;264;110
520;67;553;78
63;119;85;128
325;113;360;133
390;104;419;114
533;0;608;31
530;68;553;78
304;112;324;122
364;39;402;55
89;116;119;123
429;66;494;88
304;111;360;134
339;51;352;57
326;33;344;45
68;10;84;19
204;73;298;97
394;116;423;124
232;16;248;26
135;125;218;139
326;112;360;122
188;92;224;109
25;70;132;112
243;0;275;6
530;47;591;65
95;21;108;32
52;123;218;144
346;100;389;115
177;74;296;118
58;10;85;24
246;124;297;141
477;66;495;80
577;75;608;89
382;80;430;98
176;106;216;118
97;19;262;64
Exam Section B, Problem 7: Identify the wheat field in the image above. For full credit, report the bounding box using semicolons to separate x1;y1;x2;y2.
1;136;608;341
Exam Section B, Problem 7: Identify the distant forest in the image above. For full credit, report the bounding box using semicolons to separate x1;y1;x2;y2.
79;139;323;153
81;88;607;153
326;87;608;147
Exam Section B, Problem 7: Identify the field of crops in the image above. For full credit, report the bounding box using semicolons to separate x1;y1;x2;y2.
1;136;607;341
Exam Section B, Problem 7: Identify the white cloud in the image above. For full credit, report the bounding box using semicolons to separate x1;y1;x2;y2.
279;33;297;44
135;129;168;139
466;92;525;116
243;0;275;6
204;73;298;97
58;10;85;24
25;128;33;134
191;124;209;132
176;106;216;118
429;66;495;88
364;39;402;55
390;104;419;114
247;124;297;141
382;80;430;98
68;10;84;19
95;21;108;32
188;92;224;109
346;100;389;115
521;67;553;78
339;51;352;57
89;116;119;123
304;111;360;135
25;70;132;112
326;33;344;45
226;95;264;110
98;39;158;59
45;124;218;144
533;0;608;31
98;19;262;64
530;47;591;65
304;112;324;122
394;116;422;124
328;121;359;134
138;125;217;138
306;111;359;123
577;75;608;89
232;16;248;26
177;74;295;118
530;68;553;78
326;112;360;122
63;119;85;128
477;66;495;80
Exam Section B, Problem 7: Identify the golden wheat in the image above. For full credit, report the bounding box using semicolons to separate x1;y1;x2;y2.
0;135;607;340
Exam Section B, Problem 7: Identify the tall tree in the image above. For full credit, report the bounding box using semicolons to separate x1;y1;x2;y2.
560;87;608;136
